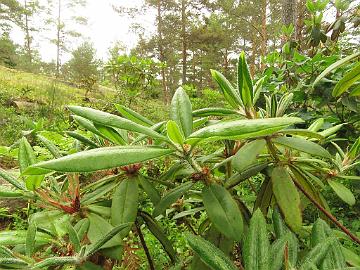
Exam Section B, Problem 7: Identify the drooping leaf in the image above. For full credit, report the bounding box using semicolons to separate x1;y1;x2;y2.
186;233;238;270
138;174;161;205
327;180;355;206
170;87;193;137
271;166;302;232
0;168;25;190
139;211;177;264
66;131;98;148
111;178;138;238
24;146;173;174
37;134;62;158
243;209;270;270
272;136;331;158
232;139;266;172
202;184;243;241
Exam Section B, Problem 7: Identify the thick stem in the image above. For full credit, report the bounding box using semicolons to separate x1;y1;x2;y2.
292;178;360;245
136;221;155;270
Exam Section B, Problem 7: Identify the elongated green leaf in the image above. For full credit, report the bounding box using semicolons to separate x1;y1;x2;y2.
211;69;243;109
68;106;166;140
186;233;237;270
138;174;161;204
93;124;126;145
24;146;173;174
86;223;132;256
318;124;343;137
300;238;336;270
167;120;185;145
72;115;105;138
327;180;355;206
172;207;205;220
0;186;23;198
32;256;79;269
0;231;51;246
37;134;62;158
232;139;266;172
192;108;238;117
243;209;270;270
111;178;138;238
280;129;324;139
308;118;324;132
271;232;296;270
0;258;28;267
202;184;243;241
0;168;25;190
25;222;36;257
273;136;331;158
350;84;360;96
19;137;36;173
238;52;253;107
67;223;81;253
115;104;154;127
313;52;360;86
66;131;98;148
153;182;193;217
140;211;177;264
333;63;360;97
271;167;302;232
187;117;303;143
87;213;123;249
311;219;346;270
226;162;269;189
74;218;90;241
348;136;360;159
170;87;193;137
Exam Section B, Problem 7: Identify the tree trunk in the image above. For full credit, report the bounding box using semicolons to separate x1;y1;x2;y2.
157;0;170;104
56;0;61;78
295;0;306;44
181;0;187;85
24;0;32;65
282;0;296;27
260;0;268;70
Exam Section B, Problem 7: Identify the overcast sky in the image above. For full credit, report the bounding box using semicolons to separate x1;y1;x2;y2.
11;0;156;62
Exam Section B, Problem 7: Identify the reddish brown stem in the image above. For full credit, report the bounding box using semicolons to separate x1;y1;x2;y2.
293;179;360;245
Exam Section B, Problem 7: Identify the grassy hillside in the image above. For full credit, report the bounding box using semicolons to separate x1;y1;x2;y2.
0;66;168;145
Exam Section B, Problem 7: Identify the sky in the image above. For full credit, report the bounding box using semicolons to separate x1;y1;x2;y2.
11;0;156;62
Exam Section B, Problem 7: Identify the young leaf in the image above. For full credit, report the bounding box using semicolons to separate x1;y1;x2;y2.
24;146;173;174
271;166;302;232
153;182;193;217
327;180;355;206
111;178;138;238
243;209;270;270
187;117;303;142
272;136;331;158
237;52;253;108
66;131;98;148
170;87;193;137
0;168;25;190
167;120;185;145
202;184;244;241
210;69;243;109
68;106;166;140
232;139;266;172
19;137;36;173
185;233;238;270
308;118;324;132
